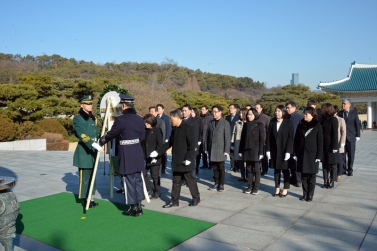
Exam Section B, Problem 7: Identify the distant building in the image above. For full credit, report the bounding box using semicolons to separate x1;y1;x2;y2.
291;73;299;85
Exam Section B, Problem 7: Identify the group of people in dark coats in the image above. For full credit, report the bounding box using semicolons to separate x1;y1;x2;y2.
74;94;361;216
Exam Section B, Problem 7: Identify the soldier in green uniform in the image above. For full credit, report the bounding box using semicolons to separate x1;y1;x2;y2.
73;95;102;208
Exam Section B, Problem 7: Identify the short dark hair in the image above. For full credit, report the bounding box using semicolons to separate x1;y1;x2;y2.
286;101;297;107
247;108;259;121
212;104;223;112
333;105;339;113
307;100;317;107
201;105;208;110
303;107;318;120
255;103;263;109
182;104;192;110
143;114;157;127
275;105;288;119
169;109;183;119
321;103;336;116
229;104;239;109
156;104;164;109
148;106;157;112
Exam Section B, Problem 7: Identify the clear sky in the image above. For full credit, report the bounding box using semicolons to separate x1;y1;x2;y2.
1;0;376;90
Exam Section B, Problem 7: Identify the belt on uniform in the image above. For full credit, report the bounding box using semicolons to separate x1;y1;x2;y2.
119;139;139;145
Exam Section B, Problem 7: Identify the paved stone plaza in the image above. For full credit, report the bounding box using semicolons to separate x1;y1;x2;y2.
1;130;377;251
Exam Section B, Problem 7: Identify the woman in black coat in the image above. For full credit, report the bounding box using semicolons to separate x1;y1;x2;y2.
294;107;323;202
266;105;294;197
239;108;265;195
141;114;163;199
320;103;339;188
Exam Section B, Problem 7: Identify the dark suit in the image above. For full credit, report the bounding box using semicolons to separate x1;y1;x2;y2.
337;109;360;174
159;113;172;173
288;111;304;185
266;118;294;189
185;116;200;175
226;113;240;171
158;120;200;205
141;127;163;196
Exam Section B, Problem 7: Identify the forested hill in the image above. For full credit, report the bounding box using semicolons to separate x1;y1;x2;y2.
0;53;265;92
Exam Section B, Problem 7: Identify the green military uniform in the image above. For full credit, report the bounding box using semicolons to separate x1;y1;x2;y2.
73;95;100;203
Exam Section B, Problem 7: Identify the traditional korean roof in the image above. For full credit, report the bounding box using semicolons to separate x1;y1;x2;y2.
318;62;377;94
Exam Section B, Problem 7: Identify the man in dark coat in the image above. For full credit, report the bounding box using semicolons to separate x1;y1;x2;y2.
149;106;166;141
157;104;172;174
225;104;240;172
286;101;304;187
182;104;200;176
337;99;360;176
73;95;101;209
151;109;200;208
206;105;231;192
99;94;145;217
199;105;213;169
255;103;270;175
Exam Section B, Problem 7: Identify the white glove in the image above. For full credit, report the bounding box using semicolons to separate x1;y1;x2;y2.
239;153;243;157
92;142;102;151
165;139;169;143
205;151;208;155
230;145;234;151
340;143;345;148
182;160;191;165
284;153;290;161
151;158;157;164
224;152;228;156
356;137;360;141
150;151;158;158
259;155;263;160
293;156;297;161
315;159;321;162
198;141;202;145
266;151;271;159
332;149;338;153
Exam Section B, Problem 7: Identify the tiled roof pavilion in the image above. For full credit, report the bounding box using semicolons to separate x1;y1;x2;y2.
318;62;377;95
318;62;377;129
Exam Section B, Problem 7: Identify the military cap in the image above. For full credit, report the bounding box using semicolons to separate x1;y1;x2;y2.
119;94;135;104
79;95;94;104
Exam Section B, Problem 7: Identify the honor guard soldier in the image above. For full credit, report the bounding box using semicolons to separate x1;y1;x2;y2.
73;95;102;209
99;94;146;217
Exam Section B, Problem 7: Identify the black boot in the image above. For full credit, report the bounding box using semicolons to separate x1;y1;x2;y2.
122;204;140;217
137;202;143;215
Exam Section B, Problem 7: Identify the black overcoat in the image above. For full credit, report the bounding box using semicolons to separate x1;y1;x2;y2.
239;121;265;161
320;116;339;164
266;118;294;170
158;120;196;172
294;119;323;174
142;127;163;166
99;108;145;175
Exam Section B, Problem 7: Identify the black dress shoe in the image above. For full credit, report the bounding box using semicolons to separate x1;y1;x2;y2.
306;196;313;202
328;181;334;189
151;194;160;199
273;192;280;197
163;202;179;208
261;171;266;176
322;182;328;188
90;200;99;208
116;188;124;194
348;172;353;176
300;195;307;201
123;204;141;216
189;199;200;206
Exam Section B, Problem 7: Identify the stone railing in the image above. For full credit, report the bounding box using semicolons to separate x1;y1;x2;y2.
0;139;46;151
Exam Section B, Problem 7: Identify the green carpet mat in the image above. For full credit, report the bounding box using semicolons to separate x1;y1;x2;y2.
16;192;215;251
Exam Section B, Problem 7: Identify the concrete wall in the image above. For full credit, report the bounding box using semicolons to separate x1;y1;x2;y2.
0;139;46;151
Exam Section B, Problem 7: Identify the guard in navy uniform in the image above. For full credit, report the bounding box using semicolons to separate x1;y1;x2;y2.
99;94;146;216
73;95;102;209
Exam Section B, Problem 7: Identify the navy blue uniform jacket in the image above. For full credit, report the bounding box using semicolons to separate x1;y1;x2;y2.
99;108;145;175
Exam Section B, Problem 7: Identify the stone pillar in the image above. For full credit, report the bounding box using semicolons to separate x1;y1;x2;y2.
367;100;372;129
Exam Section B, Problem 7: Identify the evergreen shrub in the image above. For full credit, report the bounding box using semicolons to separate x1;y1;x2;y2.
37;119;69;139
